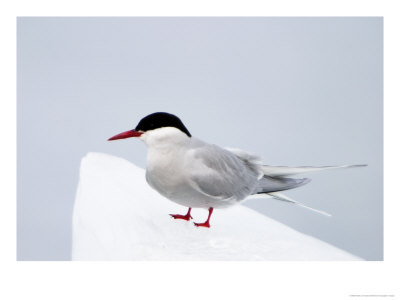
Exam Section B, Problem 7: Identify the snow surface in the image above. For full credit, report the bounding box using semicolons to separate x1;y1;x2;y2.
72;152;362;260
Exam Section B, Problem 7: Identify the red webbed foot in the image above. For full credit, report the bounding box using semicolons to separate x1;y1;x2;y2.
169;208;192;221
194;221;210;228
193;207;213;228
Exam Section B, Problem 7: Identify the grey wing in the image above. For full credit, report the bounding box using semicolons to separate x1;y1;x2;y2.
254;176;311;194
226;147;312;194
187;144;261;201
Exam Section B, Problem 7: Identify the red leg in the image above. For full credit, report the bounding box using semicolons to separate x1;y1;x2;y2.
194;207;214;228
170;208;192;221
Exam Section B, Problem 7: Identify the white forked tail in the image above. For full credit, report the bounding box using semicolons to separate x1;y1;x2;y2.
261;164;367;178
260;164;366;216
267;192;332;217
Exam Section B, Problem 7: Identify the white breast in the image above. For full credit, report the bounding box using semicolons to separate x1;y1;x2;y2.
146;149;184;197
141;127;190;200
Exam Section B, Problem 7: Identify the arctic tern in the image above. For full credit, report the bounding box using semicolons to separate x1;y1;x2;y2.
108;112;366;228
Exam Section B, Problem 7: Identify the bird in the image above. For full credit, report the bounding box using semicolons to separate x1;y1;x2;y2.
108;112;366;228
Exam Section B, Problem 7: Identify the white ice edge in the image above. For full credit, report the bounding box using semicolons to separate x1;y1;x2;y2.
72;152;362;261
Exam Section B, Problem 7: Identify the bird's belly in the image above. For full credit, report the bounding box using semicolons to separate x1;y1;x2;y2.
145;168;183;199
145;169;233;209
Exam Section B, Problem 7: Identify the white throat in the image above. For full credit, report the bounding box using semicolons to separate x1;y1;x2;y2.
140;127;190;150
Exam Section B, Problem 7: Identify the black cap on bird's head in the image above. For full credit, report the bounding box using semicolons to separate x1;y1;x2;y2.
108;112;191;141
135;112;191;137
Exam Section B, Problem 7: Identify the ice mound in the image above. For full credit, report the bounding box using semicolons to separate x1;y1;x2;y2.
72;152;361;260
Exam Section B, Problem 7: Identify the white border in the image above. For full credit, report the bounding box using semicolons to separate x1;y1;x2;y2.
1;1;398;299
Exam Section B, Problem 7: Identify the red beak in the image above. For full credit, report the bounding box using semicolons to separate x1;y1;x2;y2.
108;130;143;141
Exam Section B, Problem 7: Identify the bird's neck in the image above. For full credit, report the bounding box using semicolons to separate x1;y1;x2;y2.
141;127;190;153
144;129;190;176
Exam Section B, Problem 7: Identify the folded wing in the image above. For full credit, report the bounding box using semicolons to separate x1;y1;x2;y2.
187;144;260;201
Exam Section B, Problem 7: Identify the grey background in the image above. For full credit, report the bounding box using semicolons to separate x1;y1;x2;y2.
17;17;383;261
